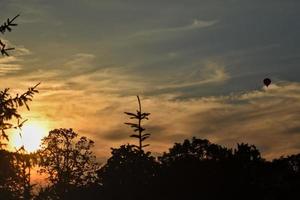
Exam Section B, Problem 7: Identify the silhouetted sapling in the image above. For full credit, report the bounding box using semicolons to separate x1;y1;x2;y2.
124;95;151;151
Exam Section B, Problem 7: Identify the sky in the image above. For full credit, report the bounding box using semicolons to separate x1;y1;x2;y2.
1;0;300;161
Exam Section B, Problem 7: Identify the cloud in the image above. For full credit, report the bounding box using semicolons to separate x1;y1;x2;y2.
0;56;22;76
157;61;230;90
0;41;31;76
178;83;300;159
8;48;298;161
0;64;22;75
0;66;21;75
64;53;95;68
77;82;300;160
22;89;300;161
0;39;31;55
132;19;218;37
4;0;54;24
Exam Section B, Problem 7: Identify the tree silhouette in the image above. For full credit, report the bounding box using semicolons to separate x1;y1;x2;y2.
14;148;38;200
0;83;40;147
234;143;262;162
0;149;37;200
0;14;40;200
124;96;151;151
266;154;300;199
155;137;235;199
0;150;21;200
98;144;158;200
38;128;99;199
159;137;232;165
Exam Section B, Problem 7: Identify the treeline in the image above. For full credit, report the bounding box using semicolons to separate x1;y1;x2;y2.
0;133;299;200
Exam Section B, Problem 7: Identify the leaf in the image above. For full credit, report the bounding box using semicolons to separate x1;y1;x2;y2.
25;101;30;110
141;135;150;141
124;112;138;118
130;134;140;138
18;119;28;129
124;122;138;127
142;133;151;137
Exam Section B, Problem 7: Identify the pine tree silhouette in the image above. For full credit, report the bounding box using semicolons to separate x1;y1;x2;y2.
124;96;151;151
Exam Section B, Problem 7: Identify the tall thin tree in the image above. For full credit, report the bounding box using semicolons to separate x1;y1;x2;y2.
124;96;151;151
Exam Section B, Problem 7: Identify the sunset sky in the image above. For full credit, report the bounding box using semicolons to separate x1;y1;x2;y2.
1;0;300;161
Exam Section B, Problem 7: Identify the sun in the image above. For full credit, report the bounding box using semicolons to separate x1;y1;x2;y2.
10;121;49;153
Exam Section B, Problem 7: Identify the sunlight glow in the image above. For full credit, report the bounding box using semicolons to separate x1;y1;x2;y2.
10;121;49;153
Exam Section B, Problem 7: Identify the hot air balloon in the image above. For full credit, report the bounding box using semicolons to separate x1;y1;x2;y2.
263;78;271;87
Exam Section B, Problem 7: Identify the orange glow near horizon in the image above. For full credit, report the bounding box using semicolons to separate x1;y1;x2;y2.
10;121;49;153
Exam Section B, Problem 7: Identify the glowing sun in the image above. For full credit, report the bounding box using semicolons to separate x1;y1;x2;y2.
11;121;49;153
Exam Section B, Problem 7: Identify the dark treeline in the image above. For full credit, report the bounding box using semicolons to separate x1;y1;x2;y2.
0;135;300;200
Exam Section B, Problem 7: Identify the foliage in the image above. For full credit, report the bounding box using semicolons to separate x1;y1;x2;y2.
0;14;39;200
95;137;300;200
159;137;232;165
0;14;39;147
124;96;151;151
0;135;299;200
38;128;99;199
98;144;158;199
0;149;37;200
0;14;20;56
0;150;21;199
155;138;271;200
14;148;39;200
234;142;262;162
0;83;40;147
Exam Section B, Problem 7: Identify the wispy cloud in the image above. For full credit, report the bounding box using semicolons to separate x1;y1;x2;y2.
0;64;22;76
0;56;21;76
157;61;230;90
23;75;300;160
132;19;218;37
145;82;300;159
0;39;31;75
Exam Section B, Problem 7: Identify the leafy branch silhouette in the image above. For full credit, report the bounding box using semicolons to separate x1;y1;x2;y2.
124;96;151;151
0;83;40;146
0;14;20;56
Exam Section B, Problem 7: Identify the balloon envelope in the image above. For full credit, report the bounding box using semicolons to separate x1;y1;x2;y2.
263;78;271;87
